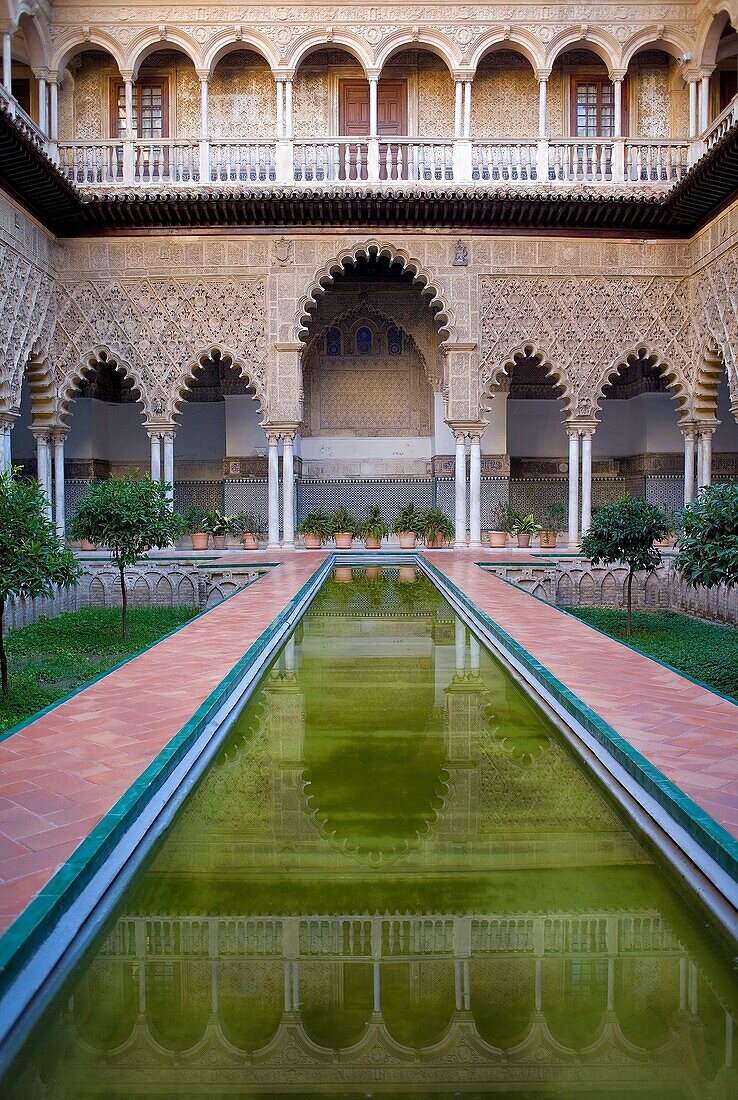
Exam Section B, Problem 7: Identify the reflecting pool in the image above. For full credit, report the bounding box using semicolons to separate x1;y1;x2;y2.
4;568;738;1097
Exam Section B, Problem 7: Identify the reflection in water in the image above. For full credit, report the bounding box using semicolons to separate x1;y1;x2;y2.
5;569;738;1098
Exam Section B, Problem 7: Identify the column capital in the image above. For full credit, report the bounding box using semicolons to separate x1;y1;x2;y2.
0;409;19;428
50;427;69;444
119;70;134;83
565;419;597;438
195;69;210;83
696;419;720;438
29;424;53;442
610;69;627;83
679;419;700;440
535;68;552;83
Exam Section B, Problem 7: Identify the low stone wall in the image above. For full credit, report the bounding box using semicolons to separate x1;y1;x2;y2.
3;560;272;635
485;558;738;627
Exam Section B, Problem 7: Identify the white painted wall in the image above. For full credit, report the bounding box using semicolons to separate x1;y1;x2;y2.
176;402;225;461
507;399;567;457
224;394;266;455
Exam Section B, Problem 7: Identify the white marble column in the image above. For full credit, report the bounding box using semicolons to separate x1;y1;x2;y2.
468;432;482;549
697;426;714;490
537;76;548;137
567;427;580;547
199;76;209;138
267;432;280;548
2;33;11;93
463;81;472;137
276;79;284;137
37;74;48;134
369;76;378;135
282;430;295;549
580;427;593;534
688;77;698;139
284;78;293;138
0;413;14;472
49;76;58;142
52;432;66;538
149;432;162;482
34;430;53;520
453;431;467;549
699;72;711;133
683;426;697;504
612;78;623;138
454;80;463;138
124;77;134;138
162;431;175;509
454;616;466;677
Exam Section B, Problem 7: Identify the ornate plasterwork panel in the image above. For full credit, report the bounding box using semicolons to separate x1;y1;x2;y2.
50;274;268;422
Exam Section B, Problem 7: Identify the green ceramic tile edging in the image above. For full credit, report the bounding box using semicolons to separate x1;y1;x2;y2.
420;554;738;888
0;555;333;993
0;569;271;748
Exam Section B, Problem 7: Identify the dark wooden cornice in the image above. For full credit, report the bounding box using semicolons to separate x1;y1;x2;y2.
2;102;737;239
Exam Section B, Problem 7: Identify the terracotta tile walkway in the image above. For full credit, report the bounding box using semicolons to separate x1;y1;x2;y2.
0;552;326;935
0;544;735;944
426;551;738;838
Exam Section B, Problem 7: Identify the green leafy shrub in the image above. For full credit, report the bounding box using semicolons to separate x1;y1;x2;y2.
296;509;334;541
392;502;426;536
675;483;738;591
422;508;454;544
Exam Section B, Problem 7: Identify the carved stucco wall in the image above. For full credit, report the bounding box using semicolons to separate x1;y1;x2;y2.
3;192;738;434
472;53;544;140
208;51;276;139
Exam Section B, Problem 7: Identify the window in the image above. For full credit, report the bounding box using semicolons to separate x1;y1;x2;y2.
387;327;403;356
111;79;168;139
326;328;342;356
572;78;615;137
356;327;373;354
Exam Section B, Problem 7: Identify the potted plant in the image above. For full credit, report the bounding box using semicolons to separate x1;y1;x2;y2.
358;506;389;550
79;538;99;552
486;506;509;549
509;510;541;548
203;509;235;550
183;506;209;550
330;506;356;549
422;508;454;549
654;508;679;548
539;501;567;549
392;502;425;549
232;510;267;550
297;508;332;549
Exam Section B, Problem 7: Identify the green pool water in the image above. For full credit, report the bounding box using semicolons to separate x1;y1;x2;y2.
4;567;738;1098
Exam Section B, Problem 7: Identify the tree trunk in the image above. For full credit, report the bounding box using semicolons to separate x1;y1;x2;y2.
0;598;7;698
626;568;634;639
118;563;128;641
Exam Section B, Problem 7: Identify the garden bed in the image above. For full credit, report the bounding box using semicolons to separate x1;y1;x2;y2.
569;608;738;702
0;606;198;735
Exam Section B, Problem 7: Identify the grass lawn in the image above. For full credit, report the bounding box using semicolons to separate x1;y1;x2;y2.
0;606;198;735
569;607;738;702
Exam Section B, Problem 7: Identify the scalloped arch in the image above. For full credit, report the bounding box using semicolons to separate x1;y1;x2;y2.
375;30;461;74
286;30;373;74
58;347;147;425
174;345;267;420
203;29;280;74
692;339;726;421
52;31;126;75
296;240;456;346
545;28;621;74
469;29;545;74
127;29;202;77
480;342;572;417
590;344;691;420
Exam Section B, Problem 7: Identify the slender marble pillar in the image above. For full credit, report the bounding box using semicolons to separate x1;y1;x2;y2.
683;427;697;504
149;433;162;483
567;429;580;547
35;431;53;520
53;433;66;538
282;432;295;548
267;433;280;548
468;433;482;549
580;428;593;534
162;432;174;509
454;432;467;548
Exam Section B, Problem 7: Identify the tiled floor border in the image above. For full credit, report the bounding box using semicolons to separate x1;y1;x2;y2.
0;555;334;1070
418;555;738;934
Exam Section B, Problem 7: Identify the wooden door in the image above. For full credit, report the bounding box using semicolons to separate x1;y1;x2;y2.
338;79;408;179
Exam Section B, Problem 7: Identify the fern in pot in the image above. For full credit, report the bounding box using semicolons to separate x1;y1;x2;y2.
509;510;541;549
296;508;333;549
422;508;454;548
203;509;236;550
232;510;267;550
330;506;357;549
486;505;509;548
358;506;389;550
539;501;566;548
392;502;425;549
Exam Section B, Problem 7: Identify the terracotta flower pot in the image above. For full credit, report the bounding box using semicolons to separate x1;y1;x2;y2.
190;533;209;550
654;537;672;548
488;531;507;548
213;535;228;550
399;565;417;584
397;532;417;549
365;566;381;580
516;533;531;548
363;536;381;550
334;532;353;549
79;539;98;552
240;534;259;550
334;566;353;583
303;533;322;549
539;531;558;548
425;534;445;549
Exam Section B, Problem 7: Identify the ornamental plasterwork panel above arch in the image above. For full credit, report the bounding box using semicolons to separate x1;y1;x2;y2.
49;275;267;423
479;274;698;421
0;242;56;416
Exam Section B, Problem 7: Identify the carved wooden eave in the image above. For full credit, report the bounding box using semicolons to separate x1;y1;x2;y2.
2;101;738;238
